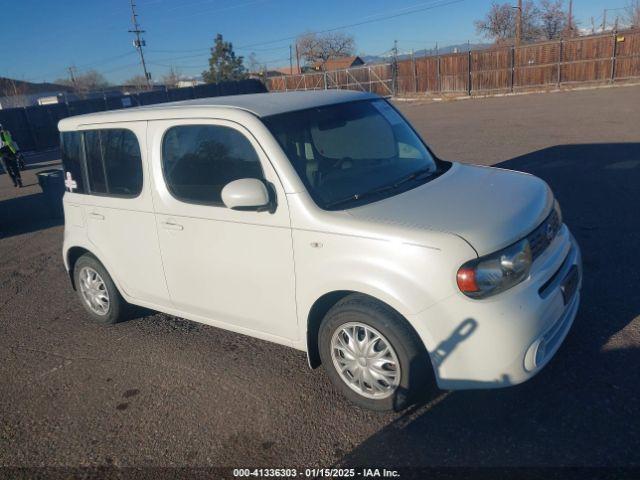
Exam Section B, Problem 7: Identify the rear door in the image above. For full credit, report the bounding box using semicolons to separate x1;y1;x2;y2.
78;122;170;307
148;118;298;342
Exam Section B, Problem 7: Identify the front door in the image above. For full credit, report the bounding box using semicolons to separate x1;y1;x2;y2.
148;119;298;342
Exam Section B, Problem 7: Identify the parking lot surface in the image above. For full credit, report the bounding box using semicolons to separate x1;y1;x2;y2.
1;85;639;469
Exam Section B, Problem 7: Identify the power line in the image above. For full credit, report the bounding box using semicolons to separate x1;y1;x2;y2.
235;0;467;50
147;43;291;55
128;0;152;88
20;0;467;83
101;62;144;75
141;0;466;56
74;51;138;72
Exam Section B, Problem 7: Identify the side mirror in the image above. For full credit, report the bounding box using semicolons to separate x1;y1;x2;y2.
221;178;271;212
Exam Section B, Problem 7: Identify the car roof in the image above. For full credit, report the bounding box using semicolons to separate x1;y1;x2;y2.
58;90;379;129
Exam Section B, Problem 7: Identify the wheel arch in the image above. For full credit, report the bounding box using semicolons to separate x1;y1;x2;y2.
66;246;91;290
305;290;428;370
65;246;123;297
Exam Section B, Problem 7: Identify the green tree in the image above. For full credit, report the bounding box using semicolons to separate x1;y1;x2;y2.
202;34;246;83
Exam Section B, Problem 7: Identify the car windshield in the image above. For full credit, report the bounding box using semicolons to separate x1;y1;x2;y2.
262;99;442;210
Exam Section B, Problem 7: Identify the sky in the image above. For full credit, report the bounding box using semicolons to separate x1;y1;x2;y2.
3;0;627;85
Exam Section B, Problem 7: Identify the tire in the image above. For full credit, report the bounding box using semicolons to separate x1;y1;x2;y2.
73;254;127;325
318;293;432;411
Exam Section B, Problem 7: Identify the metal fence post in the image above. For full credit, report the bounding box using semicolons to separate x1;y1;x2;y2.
62;92;71;118
437;55;441;93
22;107;38;151
557;38;563;87
510;45;515;92
412;51;418;93
611;30;618;82
467;49;472;95
392;59;398;96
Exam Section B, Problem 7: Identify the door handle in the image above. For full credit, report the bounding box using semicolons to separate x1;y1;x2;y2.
161;220;184;231
88;212;105;221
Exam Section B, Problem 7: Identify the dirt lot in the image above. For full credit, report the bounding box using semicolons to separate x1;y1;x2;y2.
1;85;639;472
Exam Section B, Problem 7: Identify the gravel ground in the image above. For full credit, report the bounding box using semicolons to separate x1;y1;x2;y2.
0;85;639;471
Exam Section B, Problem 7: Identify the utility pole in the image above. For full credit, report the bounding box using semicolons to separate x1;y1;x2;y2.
603;9;607;32
295;43;300;74
568;0;573;35
67;66;77;88
515;0;522;46
129;0;151;89
289;44;293;74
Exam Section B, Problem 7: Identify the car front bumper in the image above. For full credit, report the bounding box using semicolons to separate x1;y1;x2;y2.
408;224;582;389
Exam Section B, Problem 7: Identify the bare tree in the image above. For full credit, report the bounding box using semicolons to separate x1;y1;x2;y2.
626;0;640;28
539;0;567;39
0;78;28;97
475;1;540;44
162;67;182;88
247;52;261;73
55;69;110;96
296;32;355;68
474;3;514;43
124;75;149;92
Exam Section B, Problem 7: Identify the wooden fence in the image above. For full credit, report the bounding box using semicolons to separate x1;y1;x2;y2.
267;29;640;96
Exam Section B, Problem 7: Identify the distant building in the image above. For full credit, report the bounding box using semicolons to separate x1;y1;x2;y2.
315;56;365;71
176;79;205;88
0;77;73;109
37;96;60;106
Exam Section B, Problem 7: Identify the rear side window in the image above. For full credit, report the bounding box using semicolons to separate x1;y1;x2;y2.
162;125;263;205
84;129;143;197
60;132;85;194
84;131;107;194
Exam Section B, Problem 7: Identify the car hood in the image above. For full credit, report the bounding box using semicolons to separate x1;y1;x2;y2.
347;162;554;256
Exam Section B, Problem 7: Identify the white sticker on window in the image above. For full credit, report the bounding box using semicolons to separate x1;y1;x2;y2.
65;171;77;192
372;100;404;126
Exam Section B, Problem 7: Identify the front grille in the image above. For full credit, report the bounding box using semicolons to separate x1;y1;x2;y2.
527;209;561;260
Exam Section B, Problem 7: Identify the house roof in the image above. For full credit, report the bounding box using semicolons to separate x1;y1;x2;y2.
318;56;364;71
273;66;302;75
58;90;379;129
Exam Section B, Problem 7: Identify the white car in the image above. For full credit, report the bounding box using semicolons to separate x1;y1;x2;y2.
58;90;582;411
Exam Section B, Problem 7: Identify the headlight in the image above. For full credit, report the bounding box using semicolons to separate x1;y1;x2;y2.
457;238;532;299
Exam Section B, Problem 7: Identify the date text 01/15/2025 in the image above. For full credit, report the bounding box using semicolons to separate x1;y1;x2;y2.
232;467;400;477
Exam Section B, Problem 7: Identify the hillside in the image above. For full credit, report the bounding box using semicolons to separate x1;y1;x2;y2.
0;77;72;97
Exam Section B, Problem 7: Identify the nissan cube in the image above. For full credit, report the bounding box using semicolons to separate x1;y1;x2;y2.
59;90;582;411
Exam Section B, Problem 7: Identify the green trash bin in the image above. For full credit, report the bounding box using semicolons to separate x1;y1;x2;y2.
36;168;65;218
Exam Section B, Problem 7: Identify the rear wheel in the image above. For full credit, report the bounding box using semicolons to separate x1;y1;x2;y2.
318;294;432;411
73;254;127;325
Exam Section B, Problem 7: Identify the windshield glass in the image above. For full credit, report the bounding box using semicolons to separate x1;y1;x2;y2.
263;99;441;209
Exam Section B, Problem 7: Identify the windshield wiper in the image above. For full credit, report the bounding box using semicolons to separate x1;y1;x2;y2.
325;183;397;209
390;167;435;189
325;167;435;209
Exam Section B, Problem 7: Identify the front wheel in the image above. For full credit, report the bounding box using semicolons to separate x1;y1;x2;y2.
318;294;432;411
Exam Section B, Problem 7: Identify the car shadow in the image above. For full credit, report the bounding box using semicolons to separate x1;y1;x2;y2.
337;143;640;468
0;192;63;239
